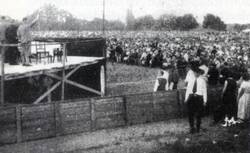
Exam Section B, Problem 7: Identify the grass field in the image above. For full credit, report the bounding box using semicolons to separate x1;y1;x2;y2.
106;62;160;96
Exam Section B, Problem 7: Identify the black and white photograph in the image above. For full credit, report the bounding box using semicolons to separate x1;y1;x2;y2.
0;0;249;152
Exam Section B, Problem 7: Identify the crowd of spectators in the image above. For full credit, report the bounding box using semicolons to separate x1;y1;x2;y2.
106;31;249;85
106;31;250;124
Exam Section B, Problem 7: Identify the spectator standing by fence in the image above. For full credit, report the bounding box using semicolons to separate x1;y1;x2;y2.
185;67;207;134
154;69;169;92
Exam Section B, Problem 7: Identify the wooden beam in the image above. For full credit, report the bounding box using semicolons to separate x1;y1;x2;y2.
45;73;101;96
65;64;82;79
65;79;102;95
1;46;5;105
47;85;52;103
0;43;18;47
34;82;61;104
45;73;61;80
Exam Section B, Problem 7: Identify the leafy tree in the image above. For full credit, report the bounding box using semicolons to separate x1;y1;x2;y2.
154;14;177;30
27;4;126;31
134;15;155;30
153;14;198;31
177;14;199;30
107;20;125;30
232;24;247;32
202;14;226;31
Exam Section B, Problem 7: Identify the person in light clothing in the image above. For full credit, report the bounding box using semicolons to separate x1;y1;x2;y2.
185;68;207;134
237;73;250;122
154;69;169;92
17;15;39;66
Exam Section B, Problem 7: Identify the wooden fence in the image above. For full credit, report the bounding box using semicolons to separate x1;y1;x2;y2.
0;87;222;146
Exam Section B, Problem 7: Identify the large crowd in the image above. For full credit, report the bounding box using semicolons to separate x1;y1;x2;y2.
106;31;250;132
107;31;249;83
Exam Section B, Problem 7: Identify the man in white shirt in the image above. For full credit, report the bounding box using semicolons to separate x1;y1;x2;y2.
185;67;207;134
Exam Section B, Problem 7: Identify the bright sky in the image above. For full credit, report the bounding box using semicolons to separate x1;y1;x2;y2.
0;0;250;24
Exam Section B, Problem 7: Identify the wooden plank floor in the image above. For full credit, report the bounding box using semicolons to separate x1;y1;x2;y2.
0;56;103;80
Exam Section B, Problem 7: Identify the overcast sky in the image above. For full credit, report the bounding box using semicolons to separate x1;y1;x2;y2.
0;0;250;24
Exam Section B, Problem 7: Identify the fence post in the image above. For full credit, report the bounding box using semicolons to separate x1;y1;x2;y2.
16;105;22;143
1;46;5;105
100;65;105;97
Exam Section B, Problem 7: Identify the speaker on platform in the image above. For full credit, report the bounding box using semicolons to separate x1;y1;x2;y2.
5;24;20;65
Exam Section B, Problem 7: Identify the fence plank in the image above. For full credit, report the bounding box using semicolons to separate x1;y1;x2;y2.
0;107;16;145
60;99;91;135
125;93;154;125
90;99;96;131
21;104;55;141
16;105;22;143
152;91;179;121
94;97;126;129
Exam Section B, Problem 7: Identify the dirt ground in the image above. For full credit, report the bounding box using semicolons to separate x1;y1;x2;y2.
0;117;248;153
68;118;249;153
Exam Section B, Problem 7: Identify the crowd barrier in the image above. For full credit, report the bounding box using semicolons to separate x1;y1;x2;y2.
0;87;222;146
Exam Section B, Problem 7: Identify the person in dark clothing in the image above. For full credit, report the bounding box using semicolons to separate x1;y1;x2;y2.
168;67;179;90
219;62;230;84
5;24;20;65
196;46;203;57
145;52;152;67
109;46;116;64
177;57;187;78
208;64;219;85
152;50;163;68
211;46;217;57
221;71;237;127
115;43;123;62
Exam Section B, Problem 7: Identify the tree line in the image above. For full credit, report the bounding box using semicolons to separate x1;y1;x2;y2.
5;4;247;32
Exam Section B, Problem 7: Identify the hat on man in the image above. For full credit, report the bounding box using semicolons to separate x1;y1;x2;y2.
189;60;200;71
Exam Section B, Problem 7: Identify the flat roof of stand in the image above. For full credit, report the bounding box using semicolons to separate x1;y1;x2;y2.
0;56;104;80
32;31;105;43
33;37;105;43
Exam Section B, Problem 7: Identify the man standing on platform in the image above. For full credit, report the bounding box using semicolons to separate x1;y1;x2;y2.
184;67;207;134
0;16;8;43
17;15;39;66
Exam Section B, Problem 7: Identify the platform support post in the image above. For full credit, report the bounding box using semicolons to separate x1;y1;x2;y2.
1;46;5;105
61;43;66;101
47;85;52;103
100;65;105;97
